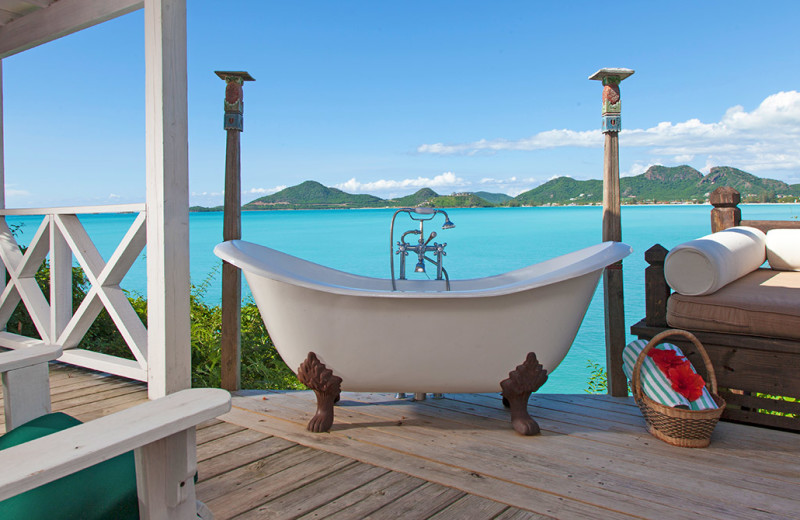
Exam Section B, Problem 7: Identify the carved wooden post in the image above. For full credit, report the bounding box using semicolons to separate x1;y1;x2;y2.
589;68;634;397
710;186;741;232
644;244;670;327
216;71;255;391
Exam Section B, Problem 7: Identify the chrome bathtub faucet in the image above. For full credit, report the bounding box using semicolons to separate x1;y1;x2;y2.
390;207;455;291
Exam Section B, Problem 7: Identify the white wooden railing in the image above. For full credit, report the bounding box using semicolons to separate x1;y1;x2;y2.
0;204;148;381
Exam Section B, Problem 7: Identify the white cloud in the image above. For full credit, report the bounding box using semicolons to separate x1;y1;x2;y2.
245;185;286;196
476;176;540;196
418;129;601;155
6;188;30;198
335;172;467;193
418;91;800;175
624;162;653;178
191;190;223;198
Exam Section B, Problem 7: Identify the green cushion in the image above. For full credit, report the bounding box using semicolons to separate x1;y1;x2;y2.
0;412;138;520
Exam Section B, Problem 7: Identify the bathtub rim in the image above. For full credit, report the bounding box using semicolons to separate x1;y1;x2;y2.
214;240;631;299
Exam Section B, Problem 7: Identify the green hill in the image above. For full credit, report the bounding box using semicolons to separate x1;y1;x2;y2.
513;165;796;205
188;165;797;211
244;180;385;209
697;166;790;200
474;191;513;204
242;183;498;210
426;194;494;208
515;176;603;205
388;188;439;207
620;165;705;202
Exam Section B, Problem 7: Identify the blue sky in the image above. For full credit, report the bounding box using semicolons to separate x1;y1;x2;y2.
3;1;799;207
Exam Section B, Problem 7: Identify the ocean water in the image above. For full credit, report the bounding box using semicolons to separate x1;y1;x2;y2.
7;204;800;393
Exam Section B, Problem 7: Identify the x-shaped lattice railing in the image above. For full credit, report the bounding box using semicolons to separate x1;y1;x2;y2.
0;206;148;380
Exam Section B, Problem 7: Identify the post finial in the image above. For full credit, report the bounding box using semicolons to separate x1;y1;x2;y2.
215;71;256;131
589;68;634;133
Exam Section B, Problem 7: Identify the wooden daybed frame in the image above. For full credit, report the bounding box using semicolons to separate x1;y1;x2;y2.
630;186;800;431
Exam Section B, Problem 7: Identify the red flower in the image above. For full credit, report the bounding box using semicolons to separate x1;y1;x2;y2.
647;348;687;371
667;363;706;402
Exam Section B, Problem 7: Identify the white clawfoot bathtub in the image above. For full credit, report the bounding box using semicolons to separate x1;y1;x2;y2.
214;240;632;394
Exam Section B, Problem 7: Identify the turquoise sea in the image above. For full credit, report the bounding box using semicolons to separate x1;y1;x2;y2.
8;204;800;393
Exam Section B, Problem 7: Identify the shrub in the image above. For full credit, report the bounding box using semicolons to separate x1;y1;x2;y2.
6;258;301;390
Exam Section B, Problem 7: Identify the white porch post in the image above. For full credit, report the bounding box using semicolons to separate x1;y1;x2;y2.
0;61;5;296
0;60;4;210
144;0;190;398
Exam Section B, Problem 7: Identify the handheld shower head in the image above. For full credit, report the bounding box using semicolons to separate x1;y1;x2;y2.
438;210;455;229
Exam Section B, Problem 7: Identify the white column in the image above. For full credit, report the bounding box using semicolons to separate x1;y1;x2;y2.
0;60;4;211
0;61;6;327
144;0;190;398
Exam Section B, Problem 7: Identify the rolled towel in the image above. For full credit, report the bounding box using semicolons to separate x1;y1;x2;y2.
623;339;718;411
665;226;766;296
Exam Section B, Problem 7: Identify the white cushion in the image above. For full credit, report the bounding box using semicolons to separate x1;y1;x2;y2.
766;229;800;271
665;226;766;296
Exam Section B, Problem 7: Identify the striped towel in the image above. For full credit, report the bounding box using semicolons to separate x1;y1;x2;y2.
622;339;718;410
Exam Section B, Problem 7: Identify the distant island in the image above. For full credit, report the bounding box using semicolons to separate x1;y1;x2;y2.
190;165;800;212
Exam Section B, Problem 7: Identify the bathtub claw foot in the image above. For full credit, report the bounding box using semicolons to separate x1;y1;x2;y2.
297;352;342;433
500;352;548;436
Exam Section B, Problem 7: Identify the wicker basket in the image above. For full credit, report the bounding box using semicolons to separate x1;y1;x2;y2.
631;329;726;448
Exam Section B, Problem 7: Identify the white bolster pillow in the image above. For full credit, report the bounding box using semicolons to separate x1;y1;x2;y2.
665;226;766;296
766;229;800;271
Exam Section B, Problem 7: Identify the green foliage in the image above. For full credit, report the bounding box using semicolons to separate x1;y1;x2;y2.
584;360;608;395
189;270;302;389
7;260;144;360
7;255;301;390
753;393;798;418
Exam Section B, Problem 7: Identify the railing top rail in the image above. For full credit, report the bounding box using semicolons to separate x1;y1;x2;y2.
0;203;146;216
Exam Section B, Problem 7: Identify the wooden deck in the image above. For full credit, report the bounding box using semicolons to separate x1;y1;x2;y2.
2;364;799;519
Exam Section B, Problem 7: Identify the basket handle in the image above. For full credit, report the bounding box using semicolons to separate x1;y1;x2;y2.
631;329;718;401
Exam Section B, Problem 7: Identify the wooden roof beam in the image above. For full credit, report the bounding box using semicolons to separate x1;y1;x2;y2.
0;0;142;59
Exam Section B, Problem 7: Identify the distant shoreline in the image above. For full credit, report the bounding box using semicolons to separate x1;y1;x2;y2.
190;200;800;213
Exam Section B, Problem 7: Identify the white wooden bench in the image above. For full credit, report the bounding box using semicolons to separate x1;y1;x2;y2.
0;345;231;519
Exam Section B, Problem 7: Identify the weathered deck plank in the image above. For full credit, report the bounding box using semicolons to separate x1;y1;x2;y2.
427;494;512;520
234;463;390;519
294;470;426;520
4;363;796;520
225;398;640;520
196;427;270;461
236;393;705;519
225;390;800;520
363;481;465;520
195;419;246;447
204;451;357;518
